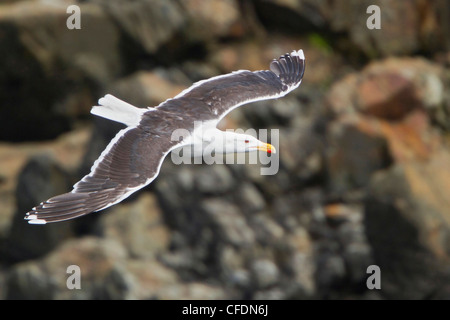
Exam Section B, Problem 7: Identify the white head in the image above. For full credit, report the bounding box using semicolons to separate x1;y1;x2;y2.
213;131;276;154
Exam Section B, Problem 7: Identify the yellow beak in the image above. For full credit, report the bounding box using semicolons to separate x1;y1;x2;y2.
256;143;277;154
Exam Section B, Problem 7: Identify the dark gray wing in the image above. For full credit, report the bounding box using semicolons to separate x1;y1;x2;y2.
163;50;305;121
25;124;181;224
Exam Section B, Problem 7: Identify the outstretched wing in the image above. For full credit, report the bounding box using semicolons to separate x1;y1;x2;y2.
161;50;305;122
25;125;181;224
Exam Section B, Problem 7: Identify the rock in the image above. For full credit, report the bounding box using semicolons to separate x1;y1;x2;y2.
336;0;421;57
181;60;221;83
2;154;75;263
181;0;244;41
364;154;450;299
194;165;235;194
201;198;255;247
325;57;447;195
251;0;329;32
6;234;229;299
98;0;185;54
121;259;179;299
249;213;284;245
315;253;346;293
327;204;374;284
327;57;445;120
0;127;90;240
278;127;323;184
254;0;450;56
158;282;227;300
0;0;121;141
251;259;280;289
6;237;129;299
325;121;392;194
218;245;249;285
357;71;421;120
283;228;316;298
356;59;445;120
108;70;188;108
96;192;170;259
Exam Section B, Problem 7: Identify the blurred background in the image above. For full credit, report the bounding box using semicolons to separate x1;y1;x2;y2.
0;0;449;300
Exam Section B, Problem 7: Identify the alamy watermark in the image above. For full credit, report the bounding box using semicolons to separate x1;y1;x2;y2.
66;5;81;30
367;265;381;289
169;122;279;176
66;265;81;290
65;263;381;291
366;5;381;30
66;4;381;31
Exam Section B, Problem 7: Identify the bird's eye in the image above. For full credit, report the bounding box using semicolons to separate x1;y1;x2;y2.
245;140;249;143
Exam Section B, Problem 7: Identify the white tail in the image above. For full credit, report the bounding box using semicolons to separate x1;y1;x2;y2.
91;94;146;127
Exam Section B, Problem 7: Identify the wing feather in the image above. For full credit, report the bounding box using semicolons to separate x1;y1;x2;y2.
25;125;180;224
160;50;305;122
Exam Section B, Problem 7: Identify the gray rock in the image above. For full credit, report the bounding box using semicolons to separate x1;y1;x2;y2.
96;193;170;259
97;0;186;54
108;70;188;108
325;122;391;195
365;162;450;299
6;237;129;299
250;213;284;245
180;0;243;42
251;259;280;289
158;282;227;300
315;254;346;291
0;1;121;141
236;182;266;213
3;154;74;263
194;165;235;194
201;198;255;247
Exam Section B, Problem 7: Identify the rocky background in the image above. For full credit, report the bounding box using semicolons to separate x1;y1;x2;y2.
0;0;449;300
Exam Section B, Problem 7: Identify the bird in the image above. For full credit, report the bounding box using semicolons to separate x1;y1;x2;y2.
25;49;305;224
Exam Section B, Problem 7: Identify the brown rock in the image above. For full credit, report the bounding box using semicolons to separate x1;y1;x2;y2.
357;72;419;120
365;155;450;299
100;0;185;54
181;0;244;41
6;237;128;299
328;57;445;120
109;71;188;108
159;282;227;299
325;120;392;194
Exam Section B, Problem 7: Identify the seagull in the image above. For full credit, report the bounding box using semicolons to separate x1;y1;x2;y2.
25;49;305;224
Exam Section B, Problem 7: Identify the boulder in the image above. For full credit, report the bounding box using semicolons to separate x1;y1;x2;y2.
180;0;244;42
0;0;121;141
6;237;129;299
96;193;170;259
253;0;450;56
108;70;188;108
3;154;75;263
364;154;450;299
327;57;445;120
97;0;185;54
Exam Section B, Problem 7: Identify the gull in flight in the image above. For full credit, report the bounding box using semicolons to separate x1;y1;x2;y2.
25;50;306;224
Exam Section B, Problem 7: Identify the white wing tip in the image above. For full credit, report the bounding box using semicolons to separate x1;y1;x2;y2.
291;49;305;60
25;215;47;225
